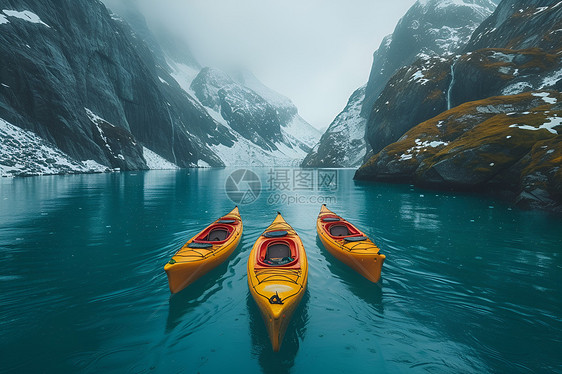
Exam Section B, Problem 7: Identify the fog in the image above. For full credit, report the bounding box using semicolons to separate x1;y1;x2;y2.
118;0;417;129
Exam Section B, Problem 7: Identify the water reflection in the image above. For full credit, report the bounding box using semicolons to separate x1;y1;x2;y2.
398;194;441;232
248;291;309;374
166;261;231;333
315;236;384;315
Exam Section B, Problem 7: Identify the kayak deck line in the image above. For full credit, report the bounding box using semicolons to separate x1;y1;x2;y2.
249;267;305;304
326;239;381;253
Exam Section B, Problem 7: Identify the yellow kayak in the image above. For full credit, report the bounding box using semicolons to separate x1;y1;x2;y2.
247;212;308;351
317;204;385;283
164;206;243;294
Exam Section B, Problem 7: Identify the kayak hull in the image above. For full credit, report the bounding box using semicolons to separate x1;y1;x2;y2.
247;213;308;351
164;207;242;294
252;287;305;351
317;205;385;283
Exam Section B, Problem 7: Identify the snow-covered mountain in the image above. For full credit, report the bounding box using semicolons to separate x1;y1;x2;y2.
362;0;497;116
301;86;367;168
92;0;320;167
302;0;496;167
0;0;320;177
169;65;320;166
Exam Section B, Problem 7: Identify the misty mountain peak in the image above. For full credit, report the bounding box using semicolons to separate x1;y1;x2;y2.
361;0;496;117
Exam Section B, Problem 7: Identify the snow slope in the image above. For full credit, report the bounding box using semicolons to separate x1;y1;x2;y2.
142;147;179;169
0;117;108;177
169;62;320;166
302;86;367;167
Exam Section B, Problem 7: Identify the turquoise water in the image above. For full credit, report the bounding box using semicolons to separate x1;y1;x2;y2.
1;168;561;373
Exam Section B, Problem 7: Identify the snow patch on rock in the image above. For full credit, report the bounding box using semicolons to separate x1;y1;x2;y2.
532;92;557;104
142;147;178;170
410;70;430;85
1;117;108;177
398;138;449;162
510;116;562;135
490;51;515;63
539;68;562;89
1;10;50;27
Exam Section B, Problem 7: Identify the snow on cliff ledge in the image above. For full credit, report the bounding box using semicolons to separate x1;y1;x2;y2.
0;117;108;177
0;9;51;27
1;115;180;176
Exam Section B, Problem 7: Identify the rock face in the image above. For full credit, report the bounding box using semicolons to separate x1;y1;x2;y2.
356;91;562;211
448;0;562;107
366;56;452;156
187;67;320;166
450;48;562;108
463;0;562;53
361;0;496;117
218;83;283;151
302;86;367;167
0;0;320;175
356;0;562;212
102;0;200;73
190;68;230;112
0;0;232;171
303;0;495;168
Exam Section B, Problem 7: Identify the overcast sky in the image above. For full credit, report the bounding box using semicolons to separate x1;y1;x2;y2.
137;0;417;129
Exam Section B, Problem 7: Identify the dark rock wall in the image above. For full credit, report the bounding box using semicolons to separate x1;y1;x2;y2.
0;0;226;169
356;0;562;211
361;0;495;118
366;57;451;155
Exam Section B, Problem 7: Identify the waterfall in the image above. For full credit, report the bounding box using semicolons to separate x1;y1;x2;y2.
166;105;178;165
447;58;458;111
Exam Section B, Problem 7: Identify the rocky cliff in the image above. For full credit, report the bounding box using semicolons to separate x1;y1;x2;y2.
356;0;562;212
301;86;367;167
0;0;319;176
362;0;497;117
0;0;231;175
303;0;495;168
356;91;562;210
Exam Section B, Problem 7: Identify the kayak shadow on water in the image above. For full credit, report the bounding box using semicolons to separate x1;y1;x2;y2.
247;290;309;374
315;235;384;313
165;260;232;333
